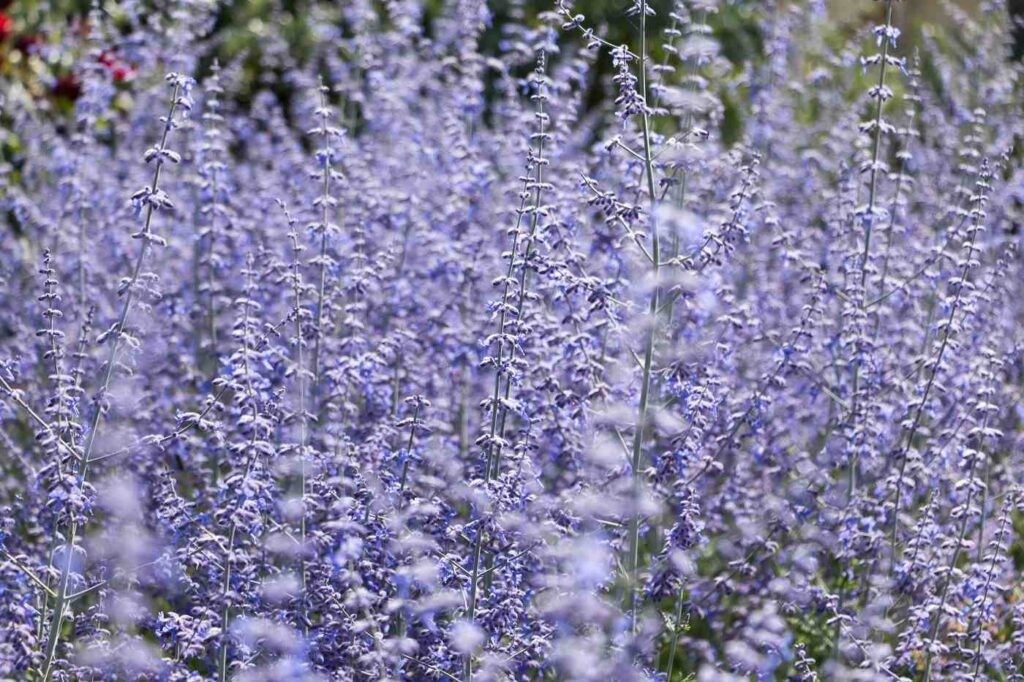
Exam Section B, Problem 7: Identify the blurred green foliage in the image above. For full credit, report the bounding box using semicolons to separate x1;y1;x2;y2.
0;0;1007;148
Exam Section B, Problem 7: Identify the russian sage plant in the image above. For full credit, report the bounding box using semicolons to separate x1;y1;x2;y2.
0;1;1021;680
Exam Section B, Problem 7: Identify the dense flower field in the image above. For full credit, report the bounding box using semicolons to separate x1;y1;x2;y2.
1;0;1023;679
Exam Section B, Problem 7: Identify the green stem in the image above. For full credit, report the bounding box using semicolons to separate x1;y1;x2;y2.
627;0;661;636
285;214;310;628
921;428;984;682
40;83;182;682
397;403;421;495
464;60;548;682
889;202;982;573
311;82;335;424
848;0;895;500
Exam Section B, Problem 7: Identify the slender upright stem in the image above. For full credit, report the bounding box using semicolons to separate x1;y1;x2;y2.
37;254;71;646
970;493;1012;681
480;184;531;482
627;0;661;635
859;0;895;300
40;81;183;682
921;424;986;682
397;403;422;496
889;170;988;571
848;0;896;498
664;586;688;680
77;215;88;315
202;175;220;364
490;130;547;476
220;260;262;682
464;57;548;682
285;211;310;620
311;83;335;423
201;63;225;363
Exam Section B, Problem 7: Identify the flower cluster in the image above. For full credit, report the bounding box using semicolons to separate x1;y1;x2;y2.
0;1;1022;680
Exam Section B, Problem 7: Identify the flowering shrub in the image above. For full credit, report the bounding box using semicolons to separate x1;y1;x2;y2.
0;1;1022;680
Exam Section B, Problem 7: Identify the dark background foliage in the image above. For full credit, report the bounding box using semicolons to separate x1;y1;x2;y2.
0;1;1011;128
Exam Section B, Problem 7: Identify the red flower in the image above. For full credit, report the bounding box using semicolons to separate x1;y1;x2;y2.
98;49;135;82
15;33;41;54
0;13;11;42
53;73;81;100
